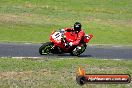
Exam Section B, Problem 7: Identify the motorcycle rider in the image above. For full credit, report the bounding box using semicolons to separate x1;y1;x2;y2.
63;22;85;47
39;21;92;55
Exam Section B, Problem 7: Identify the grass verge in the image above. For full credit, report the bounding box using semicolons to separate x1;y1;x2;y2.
0;0;132;44
0;58;131;88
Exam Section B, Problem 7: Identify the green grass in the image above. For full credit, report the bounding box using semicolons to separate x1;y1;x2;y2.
0;1;131;88
0;58;132;88
0;0;132;44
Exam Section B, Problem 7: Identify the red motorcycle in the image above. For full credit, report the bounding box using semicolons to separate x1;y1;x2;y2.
39;29;93;56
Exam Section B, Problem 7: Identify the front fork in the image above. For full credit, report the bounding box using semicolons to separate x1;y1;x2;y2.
51;45;55;49
51;44;63;54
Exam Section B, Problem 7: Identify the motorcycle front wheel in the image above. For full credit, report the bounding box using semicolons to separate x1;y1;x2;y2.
71;43;86;56
39;42;53;55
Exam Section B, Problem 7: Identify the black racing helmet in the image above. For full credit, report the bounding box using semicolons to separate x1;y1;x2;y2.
74;22;82;32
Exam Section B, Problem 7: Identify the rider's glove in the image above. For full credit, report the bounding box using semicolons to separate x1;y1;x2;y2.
64;43;68;46
69;42;73;47
64;42;69;48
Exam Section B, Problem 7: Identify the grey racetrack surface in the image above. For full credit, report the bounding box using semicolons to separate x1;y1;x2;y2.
0;43;132;59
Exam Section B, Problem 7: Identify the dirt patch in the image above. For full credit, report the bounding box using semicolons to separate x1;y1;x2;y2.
0;71;33;79
87;18;132;28
0;68;57;79
0;13;52;25
0;14;20;23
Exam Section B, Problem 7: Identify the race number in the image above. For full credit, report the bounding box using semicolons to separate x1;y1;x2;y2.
51;32;62;40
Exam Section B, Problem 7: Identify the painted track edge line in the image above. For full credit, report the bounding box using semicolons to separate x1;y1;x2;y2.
0;56;124;60
1;57;43;59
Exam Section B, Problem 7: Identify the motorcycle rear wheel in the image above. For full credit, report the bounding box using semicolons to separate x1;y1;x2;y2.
39;42;53;55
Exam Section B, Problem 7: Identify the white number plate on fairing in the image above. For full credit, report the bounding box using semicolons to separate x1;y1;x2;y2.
51;32;62;41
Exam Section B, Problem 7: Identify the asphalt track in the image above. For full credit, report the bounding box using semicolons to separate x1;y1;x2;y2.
0;43;132;59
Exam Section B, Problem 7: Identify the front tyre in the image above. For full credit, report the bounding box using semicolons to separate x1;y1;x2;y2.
71;43;86;56
39;42;53;55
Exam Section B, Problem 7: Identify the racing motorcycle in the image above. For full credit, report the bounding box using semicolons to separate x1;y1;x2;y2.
39;29;93;56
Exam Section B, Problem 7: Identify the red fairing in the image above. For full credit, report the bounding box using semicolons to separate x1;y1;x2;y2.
50;31;61;44
50;30;66;50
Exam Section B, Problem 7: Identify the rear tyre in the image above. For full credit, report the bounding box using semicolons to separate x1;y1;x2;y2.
39;42;53;55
